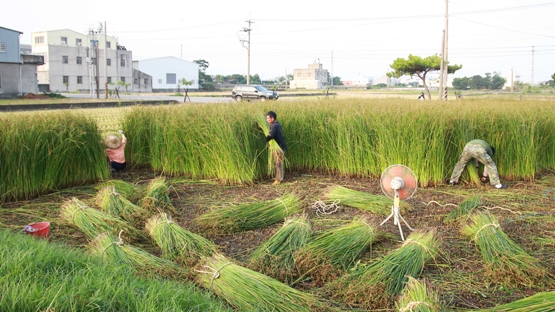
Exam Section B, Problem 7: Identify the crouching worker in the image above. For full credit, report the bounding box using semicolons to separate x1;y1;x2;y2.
104;130;127;172
449;139;507;189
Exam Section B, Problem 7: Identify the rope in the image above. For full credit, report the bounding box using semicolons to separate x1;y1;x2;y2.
277;198;288;215
399;301;432;312
474;223;500;241
478;206;522;215
101;230;125;256
71;198;88;224
151;220;175;231
403;239;432;256
311;200;341;215
421;200;458;208
194;262;234;289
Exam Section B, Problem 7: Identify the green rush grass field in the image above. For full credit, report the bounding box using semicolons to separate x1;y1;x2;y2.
1;96;555;311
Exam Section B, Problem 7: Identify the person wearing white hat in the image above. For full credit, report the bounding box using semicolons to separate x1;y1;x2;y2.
105;130;127;172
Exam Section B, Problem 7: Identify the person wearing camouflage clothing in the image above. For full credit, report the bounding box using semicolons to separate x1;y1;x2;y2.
449;139;507;189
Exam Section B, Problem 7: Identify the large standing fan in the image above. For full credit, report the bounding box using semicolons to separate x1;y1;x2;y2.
379;164;417;241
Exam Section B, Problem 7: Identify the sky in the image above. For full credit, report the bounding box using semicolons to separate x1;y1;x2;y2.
4;0;555;83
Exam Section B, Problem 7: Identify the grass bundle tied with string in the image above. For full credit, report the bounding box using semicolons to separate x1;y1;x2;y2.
88;231;184;278
294;217;380;286
95;186;149;222
461;211;550;287
444;195;482;223
327;229;440;310
60;197;134;239
396;277;441;312
248;214;312;284
194;253;326;312
474;291;555;311
94;179;143;203
197;193;301;234
256;113;284;175
139;177;174;212
145;212;217;266
323;185;402;215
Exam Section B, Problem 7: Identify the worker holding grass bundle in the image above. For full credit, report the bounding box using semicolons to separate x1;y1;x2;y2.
265;111;287;185
449;139;507;189
104;130;127;173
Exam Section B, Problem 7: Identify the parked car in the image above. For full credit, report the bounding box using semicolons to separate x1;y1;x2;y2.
231;85;278;102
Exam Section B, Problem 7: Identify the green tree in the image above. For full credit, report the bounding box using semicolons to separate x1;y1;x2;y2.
332;77;343;85
193;59;209;73
214;75;224;84
387;54;462;100
551;73;555;85
489;72;506;90
452;77;470;90
250;74;261;84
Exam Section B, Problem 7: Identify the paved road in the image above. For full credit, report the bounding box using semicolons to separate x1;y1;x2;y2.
61;93;234;104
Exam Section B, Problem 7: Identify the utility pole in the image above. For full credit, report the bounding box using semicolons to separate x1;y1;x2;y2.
104;21;108;99
239;19;253;85
331;51;334;87
438;30;445;100
531;46;535;86
511;68;514;93
439;0;449;100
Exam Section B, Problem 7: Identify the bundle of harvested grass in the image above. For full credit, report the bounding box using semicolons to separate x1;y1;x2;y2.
396;277;440;312
294;217;379;286
95;186;149;222
197;193;301;234
324;185;406;215
445;195;482;222
60;197;133;239
461;211;549;287
145;212;217;266
256;114;284;175
140;177;174;212
195;253;325;311
327;229;439;310
248;214;312;284
94;179;143;203
474;291;555;311
88;231;184;277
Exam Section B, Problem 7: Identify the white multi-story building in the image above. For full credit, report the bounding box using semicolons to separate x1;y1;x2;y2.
133;56;199;91
290;60;329;89
31;29;133;93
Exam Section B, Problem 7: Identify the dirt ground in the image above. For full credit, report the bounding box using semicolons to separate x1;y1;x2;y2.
2;167;555;310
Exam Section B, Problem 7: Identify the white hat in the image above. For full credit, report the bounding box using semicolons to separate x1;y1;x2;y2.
104;134;122;149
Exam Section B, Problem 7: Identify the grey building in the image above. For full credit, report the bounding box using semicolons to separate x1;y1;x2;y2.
0;26;44;97
31;29;132;93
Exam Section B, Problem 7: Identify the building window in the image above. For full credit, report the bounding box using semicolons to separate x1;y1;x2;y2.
107;77;112;83
77;76;83;84
92;58;96;65
297;73;301;77
62;56;69;64
308;73;311;77
34;36;44;44
0;43;5;52
144;78;148;85
166;73;176;84
76;57;82;65
134;78;138;85
106;42;111;49
107;59;111;66
120;77;125;83
76;38;82;46
0;73;2;87
63;76;69;84
158;79;162;84
120;55;125;67
61;37;68;45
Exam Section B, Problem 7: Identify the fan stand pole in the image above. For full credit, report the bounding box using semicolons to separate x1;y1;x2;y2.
380;191;414;241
